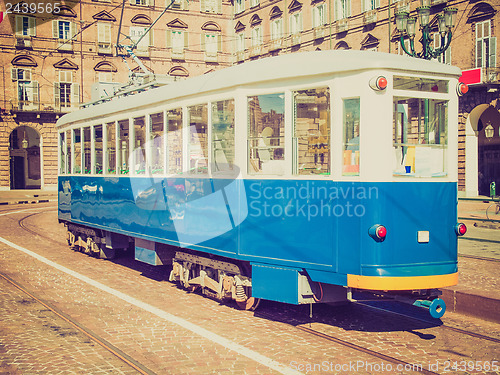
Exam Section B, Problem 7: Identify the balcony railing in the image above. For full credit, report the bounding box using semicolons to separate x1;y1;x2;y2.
16;36;33;49
249;45;262;57
313;26;325;40
483;67;500;83
269;37;283;51
8;98;79;114
205;51;218;62
363;9;377;25
336;19;348;33
291;33;301;46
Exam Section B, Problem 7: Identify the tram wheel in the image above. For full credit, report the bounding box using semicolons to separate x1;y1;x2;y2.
237;297;261;311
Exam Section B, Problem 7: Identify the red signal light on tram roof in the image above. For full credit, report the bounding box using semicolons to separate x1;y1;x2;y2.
369;76;388;91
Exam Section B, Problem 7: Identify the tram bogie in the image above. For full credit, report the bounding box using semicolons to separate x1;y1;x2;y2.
57;51;467;317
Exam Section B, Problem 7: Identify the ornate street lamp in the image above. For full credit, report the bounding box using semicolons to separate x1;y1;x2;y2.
395;0;457;60
485;123;494;140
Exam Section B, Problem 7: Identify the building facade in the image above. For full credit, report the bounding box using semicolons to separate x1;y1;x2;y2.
0;0;498;195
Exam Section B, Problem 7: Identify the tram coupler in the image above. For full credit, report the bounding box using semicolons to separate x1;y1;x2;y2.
408;298;446;319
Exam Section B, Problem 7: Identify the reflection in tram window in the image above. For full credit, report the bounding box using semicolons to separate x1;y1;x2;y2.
293;88;330;175
212;100;235;173
167;108;183;174
95;125;103;174
248;93;285;175
73;128;82;174
134;116;146;174
343;98;360;176
394;76;449;93
393;97;448;177
188;104;208;174
66;130;71;174
118;119;129;175
106;122;116;174
59;133;66;174
83;127;91;174
150;112;164;174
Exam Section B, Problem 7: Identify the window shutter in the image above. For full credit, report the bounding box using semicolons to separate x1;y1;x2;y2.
71;83;80;106
32;81;39;104
347;0;351;17
71;22;78;39
52;20;59;38
184;31;189;48
149;29;154;46
24;69;31;81
15;16;23;35
130;0;135;4
217;34;222;52
54;82;61;108
200;0;205;11
445;44;451;65
476;39;482;68
217;0;222;14
11;68;18;81
28;17;36;36
489;37;496;69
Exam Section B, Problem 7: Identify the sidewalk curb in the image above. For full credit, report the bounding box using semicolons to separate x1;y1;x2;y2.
442;289;500;324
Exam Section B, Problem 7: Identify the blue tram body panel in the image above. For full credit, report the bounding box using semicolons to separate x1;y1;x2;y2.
58;176;458;284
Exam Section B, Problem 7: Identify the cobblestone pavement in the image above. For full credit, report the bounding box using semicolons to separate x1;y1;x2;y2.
0;203;499;374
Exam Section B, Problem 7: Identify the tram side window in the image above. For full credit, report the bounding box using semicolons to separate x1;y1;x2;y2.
118;119;129;175
393;97;448;177
342;98;360;176
106;122;116;174
73;128;82;174
59;132;66;174
293;88;330;175
150;112;164;174
167;108;183;174
94;125;103;174
248;93;285;175
134;116;146;174
188;104;208;174
66;130;72;174
83;127;91;174
212;100;235;173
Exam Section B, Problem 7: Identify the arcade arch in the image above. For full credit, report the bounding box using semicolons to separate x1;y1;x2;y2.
9;126;41;189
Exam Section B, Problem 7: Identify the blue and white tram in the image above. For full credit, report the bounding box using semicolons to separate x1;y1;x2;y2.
57;51;467;317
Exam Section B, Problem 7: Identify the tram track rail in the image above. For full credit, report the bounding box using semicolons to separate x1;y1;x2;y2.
8;206;500;374
1;208;157;375
353;301;500;344
257;311;439;375
0;271;157;375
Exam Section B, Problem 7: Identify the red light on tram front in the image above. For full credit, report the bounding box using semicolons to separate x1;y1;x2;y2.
457;82;469;96
376;225;387;239
369;224;387;242
455;223;467;236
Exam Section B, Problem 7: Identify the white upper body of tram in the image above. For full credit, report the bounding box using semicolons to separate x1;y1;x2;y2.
57;50;461;184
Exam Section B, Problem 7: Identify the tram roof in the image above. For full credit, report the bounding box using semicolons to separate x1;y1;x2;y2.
56;50;462;128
